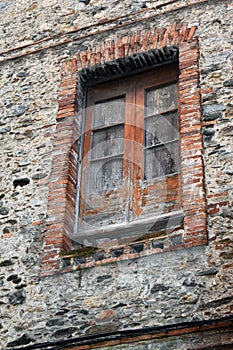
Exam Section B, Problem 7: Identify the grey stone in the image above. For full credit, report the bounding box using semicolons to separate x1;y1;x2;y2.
79;309;89;315
203;112;221;121
223;79;233;87
199;296;233;310
0;207;9;216
196;267;218;276
205;51;231;65
170;234;182;246
55;308;70;316
151;283;169;293
62;258;71;268
151;239;164;249
225;210;233;219
0;126;11;133
130;243;144;253
0;85;14;96
79;0;91;5
5;102;13;108
52;327;77;338
110;248;124;257
8;289;26;305
202;128;215;136
7;69;15;78
96;274;112;283
46;318;64;327
15;149;28;157
221;126;233;136
79;322;90;330
21;84;32;91
7;104;29;117
19;158;31;166
17;71;28;77
7;334;32;347
0;2;11;12
21;256;36;267
201;63;222;75
32;173;47;180
183;278;197;287
20;220;34;233
74;257;86;265
86;323;120;335
202;92;216;102
93;251;105;261
113;302;127;309
202;104;226;114
219;251;233;259
20;227;33;235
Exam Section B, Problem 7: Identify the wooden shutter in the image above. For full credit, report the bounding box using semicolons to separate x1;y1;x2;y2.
133;65;182;221
78;79;134;235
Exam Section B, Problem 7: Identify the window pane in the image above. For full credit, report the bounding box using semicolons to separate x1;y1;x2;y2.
145;83;177;116
145;142;179;179
94;97;125;128
90;157;123;193
91;125;124;160
145;112;178;147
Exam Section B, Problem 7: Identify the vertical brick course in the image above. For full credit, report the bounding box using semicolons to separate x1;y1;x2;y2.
42;58;78;274
179;39;207;245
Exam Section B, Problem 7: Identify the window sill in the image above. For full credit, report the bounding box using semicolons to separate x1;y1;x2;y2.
75;209;184;248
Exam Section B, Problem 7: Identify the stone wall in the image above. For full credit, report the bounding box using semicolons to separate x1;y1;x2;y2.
0;0;232;348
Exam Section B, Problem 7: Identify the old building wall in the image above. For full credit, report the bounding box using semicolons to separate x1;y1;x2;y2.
0;0;232;348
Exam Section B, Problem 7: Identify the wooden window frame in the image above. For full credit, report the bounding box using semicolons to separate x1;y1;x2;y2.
77;62;183;247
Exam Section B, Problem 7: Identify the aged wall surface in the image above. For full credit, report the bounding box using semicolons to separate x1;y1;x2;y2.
0;0;233;349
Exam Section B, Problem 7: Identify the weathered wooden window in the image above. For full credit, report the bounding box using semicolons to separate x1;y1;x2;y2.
77;62;182;246
144;83;179;179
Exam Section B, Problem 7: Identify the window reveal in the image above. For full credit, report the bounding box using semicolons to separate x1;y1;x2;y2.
78;63;182;244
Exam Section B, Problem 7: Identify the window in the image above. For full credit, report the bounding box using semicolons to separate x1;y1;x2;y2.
43;29;207;274
77;62;183;246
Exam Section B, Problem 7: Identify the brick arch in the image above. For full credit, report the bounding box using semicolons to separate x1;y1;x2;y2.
41;22;207;276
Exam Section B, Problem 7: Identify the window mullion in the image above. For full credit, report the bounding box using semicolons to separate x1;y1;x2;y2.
133;79;145;219
123;80;136;222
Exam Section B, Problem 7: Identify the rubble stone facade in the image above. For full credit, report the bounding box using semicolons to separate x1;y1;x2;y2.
0;0;232;349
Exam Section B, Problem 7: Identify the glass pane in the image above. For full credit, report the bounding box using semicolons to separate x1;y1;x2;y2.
145;83;177;116
145;142;179;179
145;112;178;147
91;125;124;160
94;97;125;128
90;157;123;193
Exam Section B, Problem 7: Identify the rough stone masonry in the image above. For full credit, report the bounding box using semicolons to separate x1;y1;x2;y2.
0;0;232;349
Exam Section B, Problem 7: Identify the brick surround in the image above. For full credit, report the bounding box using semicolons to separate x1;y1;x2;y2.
41;22;207;276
